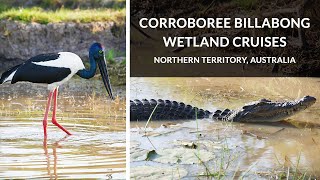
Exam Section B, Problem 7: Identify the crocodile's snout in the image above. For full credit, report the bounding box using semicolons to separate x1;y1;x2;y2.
300;95;316;106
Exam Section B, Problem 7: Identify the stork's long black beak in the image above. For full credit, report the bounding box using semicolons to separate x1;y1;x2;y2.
97;57;114;100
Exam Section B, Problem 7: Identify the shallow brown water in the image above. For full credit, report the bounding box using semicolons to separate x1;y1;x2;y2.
0;80;126;179
131;77;320;179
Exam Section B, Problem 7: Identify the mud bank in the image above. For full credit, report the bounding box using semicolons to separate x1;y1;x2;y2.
0;20;125;60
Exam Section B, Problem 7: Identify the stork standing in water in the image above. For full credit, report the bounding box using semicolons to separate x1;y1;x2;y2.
0;43;113;138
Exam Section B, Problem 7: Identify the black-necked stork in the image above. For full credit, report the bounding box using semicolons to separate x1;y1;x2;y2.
0;43;113;138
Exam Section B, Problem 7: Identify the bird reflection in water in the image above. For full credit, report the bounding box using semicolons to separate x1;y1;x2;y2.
43;135;70;179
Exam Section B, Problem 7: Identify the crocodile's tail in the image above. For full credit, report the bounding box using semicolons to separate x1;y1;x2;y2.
130;99;212;121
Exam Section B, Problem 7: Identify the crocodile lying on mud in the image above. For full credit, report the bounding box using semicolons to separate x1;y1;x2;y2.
130;96;316;122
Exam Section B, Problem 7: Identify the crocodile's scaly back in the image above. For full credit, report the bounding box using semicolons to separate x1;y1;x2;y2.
130;99;212;121
212;109;234;121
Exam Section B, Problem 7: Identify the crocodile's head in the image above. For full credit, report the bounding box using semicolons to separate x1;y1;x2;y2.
230;96;316;122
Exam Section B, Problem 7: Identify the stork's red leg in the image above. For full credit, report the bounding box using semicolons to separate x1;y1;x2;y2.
43;91;53;138
52;87;72;135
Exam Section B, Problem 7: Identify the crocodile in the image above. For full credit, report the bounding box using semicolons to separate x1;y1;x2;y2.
130;96;316;122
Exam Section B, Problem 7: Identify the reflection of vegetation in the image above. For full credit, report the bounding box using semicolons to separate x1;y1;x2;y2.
0;8;125;24
0;91;126;122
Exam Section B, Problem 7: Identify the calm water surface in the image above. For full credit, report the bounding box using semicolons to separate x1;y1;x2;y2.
0;80;126;179
131;77;320;179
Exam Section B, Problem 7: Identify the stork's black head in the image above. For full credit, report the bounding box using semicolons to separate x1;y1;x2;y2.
89;42;114;100
90;43;105;60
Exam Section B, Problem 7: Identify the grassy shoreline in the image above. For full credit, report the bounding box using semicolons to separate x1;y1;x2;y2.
0;7;125;24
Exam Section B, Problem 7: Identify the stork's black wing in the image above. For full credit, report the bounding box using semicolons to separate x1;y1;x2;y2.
10;53;71;84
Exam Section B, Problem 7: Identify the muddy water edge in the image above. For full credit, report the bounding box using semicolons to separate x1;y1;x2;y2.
0;79;126;179
131;77;320;179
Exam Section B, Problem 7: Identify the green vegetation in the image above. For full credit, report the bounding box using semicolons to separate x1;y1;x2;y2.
108;61;126;86
0;0;125;10
106;49;126;64
0;4;8;13
0;7;125;24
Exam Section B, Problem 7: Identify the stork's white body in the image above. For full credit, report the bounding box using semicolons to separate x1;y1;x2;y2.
34;52;85;90
1;52;85;90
